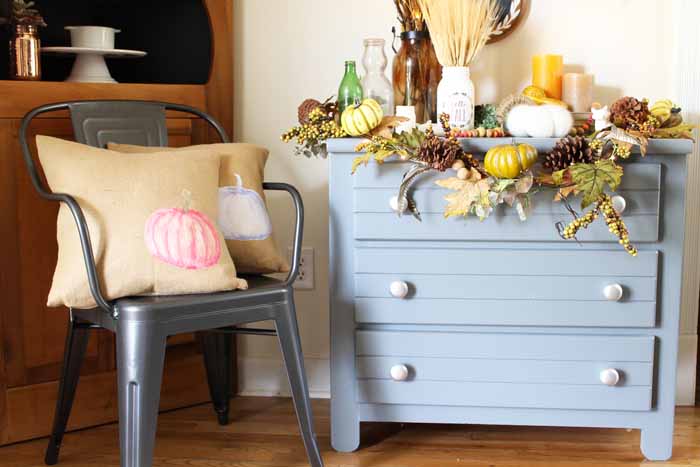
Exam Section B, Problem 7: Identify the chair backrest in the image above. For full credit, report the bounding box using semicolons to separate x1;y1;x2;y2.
20;100;230;199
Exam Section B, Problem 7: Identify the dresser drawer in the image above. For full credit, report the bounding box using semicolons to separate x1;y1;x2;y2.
356;330;654;411
353;162;661;242
354;248;658;327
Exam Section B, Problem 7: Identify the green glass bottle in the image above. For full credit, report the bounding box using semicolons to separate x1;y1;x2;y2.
338;61;363;114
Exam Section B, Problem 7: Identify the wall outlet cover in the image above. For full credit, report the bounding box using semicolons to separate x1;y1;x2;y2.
290;246;314;290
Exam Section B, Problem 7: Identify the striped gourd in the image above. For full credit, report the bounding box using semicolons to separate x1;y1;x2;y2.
341;99;384;136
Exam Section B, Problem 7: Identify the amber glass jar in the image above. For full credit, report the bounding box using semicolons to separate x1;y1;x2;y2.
392;30;441;124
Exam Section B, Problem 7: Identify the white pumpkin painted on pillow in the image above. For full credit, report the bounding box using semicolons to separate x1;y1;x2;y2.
218;173;272;241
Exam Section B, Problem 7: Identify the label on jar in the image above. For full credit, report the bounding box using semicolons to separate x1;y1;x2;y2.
443;93;474;128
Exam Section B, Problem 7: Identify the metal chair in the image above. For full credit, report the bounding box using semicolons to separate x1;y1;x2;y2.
19;101;324;467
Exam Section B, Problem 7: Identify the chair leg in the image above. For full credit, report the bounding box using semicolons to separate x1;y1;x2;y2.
199;332;233;425
275;295;324;467
116;320;167;467
45;317;90;465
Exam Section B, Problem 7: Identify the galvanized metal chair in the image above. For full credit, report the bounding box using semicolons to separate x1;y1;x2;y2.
19;101;323;467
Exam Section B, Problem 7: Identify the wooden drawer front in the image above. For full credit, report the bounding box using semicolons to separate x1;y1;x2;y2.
354;248;658;327
356;331;654;411
353;162;660;242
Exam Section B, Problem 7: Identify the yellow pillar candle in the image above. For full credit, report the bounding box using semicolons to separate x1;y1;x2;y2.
562;73;594;113
532;54;563;99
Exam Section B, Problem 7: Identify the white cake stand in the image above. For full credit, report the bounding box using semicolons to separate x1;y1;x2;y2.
41;47;147;83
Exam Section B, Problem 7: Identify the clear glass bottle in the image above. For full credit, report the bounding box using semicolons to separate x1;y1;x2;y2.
361;38;393;116
437;66;475;129
338;61;363;114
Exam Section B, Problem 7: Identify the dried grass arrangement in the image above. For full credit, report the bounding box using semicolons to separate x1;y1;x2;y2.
393;0;426;32
417;0;501;67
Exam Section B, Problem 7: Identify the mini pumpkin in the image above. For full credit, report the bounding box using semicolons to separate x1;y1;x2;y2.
341;98;384;136
484;144;539;179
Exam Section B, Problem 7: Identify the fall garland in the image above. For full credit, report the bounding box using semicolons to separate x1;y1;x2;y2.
283;96;695;256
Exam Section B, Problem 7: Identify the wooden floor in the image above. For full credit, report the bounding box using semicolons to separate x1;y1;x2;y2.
2;397;700;466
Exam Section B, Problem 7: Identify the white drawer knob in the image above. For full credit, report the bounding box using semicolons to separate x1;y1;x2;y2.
390;364;409;381
600;368;621;386
390;281;409;299
389;195;408;214
611;195;627;214
603;283;624;301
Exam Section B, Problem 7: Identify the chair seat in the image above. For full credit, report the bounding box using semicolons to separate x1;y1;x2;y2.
110;275;289;322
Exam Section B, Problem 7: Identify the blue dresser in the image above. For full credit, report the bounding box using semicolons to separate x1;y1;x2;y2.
327;137;693;461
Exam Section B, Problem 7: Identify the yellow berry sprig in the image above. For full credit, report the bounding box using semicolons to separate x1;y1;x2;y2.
599;194;637;256
560;194;637;256
281;107;346;157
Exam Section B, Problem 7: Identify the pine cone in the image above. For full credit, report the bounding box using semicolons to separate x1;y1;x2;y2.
417;135;462;171
544;136;594;171
298;99;321;125
610;96;650;130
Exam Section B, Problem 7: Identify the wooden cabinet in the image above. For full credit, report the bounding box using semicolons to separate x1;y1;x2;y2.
0;0;234;445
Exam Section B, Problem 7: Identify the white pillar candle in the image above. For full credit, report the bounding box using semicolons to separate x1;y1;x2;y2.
562;73;594;113
395;105;417;133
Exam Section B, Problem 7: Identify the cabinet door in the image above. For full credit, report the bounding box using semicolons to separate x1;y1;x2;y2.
0;117;212;444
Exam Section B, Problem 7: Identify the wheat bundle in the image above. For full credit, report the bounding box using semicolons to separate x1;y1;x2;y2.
394;0;426;31
417;0;501;67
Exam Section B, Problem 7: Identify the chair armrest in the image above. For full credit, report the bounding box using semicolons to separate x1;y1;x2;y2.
262;182;304;287
52;192;115;316
18;103;115;317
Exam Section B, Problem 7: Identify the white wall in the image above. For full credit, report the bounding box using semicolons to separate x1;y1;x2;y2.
233;0;697;402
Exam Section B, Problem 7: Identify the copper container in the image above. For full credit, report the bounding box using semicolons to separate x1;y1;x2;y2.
10;24;41;81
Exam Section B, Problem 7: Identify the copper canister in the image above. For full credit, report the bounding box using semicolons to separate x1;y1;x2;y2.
10;24;41;80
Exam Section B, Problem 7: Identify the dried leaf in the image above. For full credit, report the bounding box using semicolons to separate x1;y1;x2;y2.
569;160;623;208
553;185;578;201
351;154;371;174
515;172;533;194
395;127;427;150
652;123;696;140
437;173;493;219
372;149;395;164
537;169;573;187
370;116;410;139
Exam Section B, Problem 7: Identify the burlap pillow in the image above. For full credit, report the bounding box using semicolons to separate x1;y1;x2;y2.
37;136;247;309
108;143;290;275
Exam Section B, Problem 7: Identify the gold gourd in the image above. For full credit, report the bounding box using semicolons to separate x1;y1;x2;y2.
484;144;539;179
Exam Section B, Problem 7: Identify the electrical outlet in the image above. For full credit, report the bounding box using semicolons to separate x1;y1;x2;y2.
290;247;314;290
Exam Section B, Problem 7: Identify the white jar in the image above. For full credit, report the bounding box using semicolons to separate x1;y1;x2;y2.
437;66;475;129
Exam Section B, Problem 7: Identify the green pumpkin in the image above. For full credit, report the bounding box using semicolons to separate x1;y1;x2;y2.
484;144;538;179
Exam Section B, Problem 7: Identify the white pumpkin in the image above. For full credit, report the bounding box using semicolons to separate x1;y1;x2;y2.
506;104;573;138
218;173;272;241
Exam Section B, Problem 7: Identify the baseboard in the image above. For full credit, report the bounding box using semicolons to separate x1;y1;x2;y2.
677;334;697;405
237;356;330;399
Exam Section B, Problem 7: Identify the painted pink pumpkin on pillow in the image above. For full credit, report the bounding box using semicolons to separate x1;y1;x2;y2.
145;191;221;270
